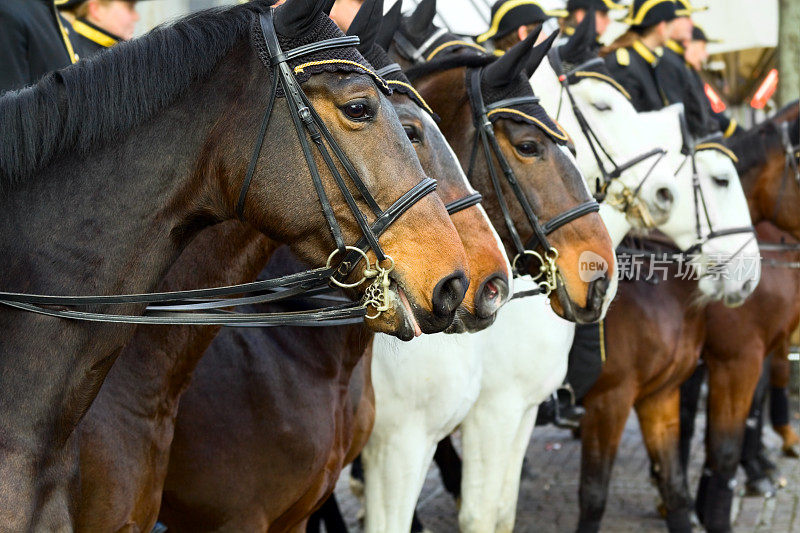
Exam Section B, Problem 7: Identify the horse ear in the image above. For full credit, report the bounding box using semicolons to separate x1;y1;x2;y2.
346;0;385;53
524;30;558;78
274;0;329;35
561;6;595;58
483;27;540;88
405;0;436;35
377;0;403;50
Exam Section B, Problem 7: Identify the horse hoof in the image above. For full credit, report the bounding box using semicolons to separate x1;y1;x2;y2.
744;477;776;498
782;444;800;458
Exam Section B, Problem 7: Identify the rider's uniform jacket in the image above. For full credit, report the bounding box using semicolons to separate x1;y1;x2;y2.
0;0;76;93
604;40;665;112
686;66;740;138
62;17;121;58
657;39;719;137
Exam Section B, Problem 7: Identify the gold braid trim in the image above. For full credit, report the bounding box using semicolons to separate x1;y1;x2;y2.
573;71;632;100
293;60;389;91
696;142;739;163
386;80;435;115
426;41;486;62
487;108;570;142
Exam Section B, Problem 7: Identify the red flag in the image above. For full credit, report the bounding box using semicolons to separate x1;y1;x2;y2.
704;83;726;113
751;69;779;110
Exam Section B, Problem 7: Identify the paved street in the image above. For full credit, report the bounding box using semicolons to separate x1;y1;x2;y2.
334;396;800;532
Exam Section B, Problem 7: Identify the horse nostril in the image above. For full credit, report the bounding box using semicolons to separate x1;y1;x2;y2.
588;274;610;308
432;272;468;318
475;274;509;319
655;187;674;211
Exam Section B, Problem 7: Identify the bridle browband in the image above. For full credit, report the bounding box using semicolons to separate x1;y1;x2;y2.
465;67;600;294
393;28;449;64
0;10;482;327
547;47;666;225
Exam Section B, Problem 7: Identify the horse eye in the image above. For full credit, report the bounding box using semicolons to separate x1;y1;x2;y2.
712;175;729;187
592;102;612;112
515;141;540;158
404;125;422;144
342;101;372;121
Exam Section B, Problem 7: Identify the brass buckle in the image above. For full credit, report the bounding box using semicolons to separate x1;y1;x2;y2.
512;248;559;296
327;247;396;320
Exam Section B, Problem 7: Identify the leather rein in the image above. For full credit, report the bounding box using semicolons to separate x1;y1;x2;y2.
0;10;480;327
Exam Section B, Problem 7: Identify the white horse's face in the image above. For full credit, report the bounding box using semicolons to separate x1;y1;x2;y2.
649;107;760;305
568;79;679;236
532;61;679;244
692;150;760;306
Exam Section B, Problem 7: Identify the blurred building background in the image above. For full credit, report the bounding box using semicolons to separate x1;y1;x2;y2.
136;0;796;127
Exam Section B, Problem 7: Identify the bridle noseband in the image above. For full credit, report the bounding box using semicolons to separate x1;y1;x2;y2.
465;68;600;295
0;10;475;327
547;47;666;227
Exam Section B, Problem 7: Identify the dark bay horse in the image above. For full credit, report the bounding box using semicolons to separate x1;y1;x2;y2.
730;101;800;239
72;1;511;530
159;7;619;531
0;0;471;529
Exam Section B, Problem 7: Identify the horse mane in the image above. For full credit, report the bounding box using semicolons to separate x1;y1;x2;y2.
405;53;494;83
0;1;270;185
727;120;782;176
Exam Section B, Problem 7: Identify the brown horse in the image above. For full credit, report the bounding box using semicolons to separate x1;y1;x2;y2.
158;11;618;533
578;107;800;532
578;256;707;533
0;0;472;529
732;101;800;240
691;222;800;532
72;1;510;530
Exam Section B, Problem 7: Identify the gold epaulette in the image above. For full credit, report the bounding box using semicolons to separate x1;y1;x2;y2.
616;48;630;67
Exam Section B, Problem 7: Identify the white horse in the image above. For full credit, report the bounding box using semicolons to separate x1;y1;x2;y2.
360;36;760;533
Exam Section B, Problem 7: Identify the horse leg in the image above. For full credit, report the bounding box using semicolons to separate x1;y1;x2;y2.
577;387;633;533
361;426;437;533
635;389;693;533
740;355;775;495
769;341;800;456
458;396;536;533
699;351;763;533
433;436;462;501
678;362;706;471
306;494;347;533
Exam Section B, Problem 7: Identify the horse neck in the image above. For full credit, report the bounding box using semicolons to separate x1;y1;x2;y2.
103;222;277;418
0;43;257;452
0;48;254;302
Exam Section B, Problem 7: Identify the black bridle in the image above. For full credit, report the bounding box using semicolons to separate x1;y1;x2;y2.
547;48;666;220
673;121;755;259
0;10;479;327
465;67;600;293
770;121;800;221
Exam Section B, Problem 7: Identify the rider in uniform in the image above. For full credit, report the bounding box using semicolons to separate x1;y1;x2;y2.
56;0;143;59
0;0;77;93
656;0;720;137
684;24;741;138
602;0;677;113
475;0;557;54
560;0;625;43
